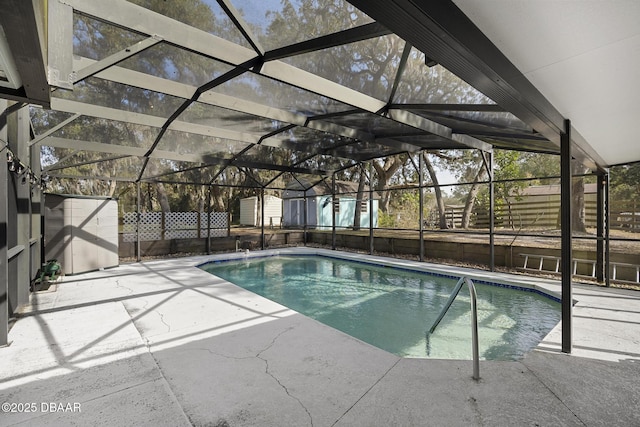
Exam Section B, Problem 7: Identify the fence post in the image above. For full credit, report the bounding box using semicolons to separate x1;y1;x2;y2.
197;211;201;239
161;211;166;241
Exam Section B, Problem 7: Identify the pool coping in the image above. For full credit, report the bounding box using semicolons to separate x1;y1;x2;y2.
195;246;564;304
197;247;564;361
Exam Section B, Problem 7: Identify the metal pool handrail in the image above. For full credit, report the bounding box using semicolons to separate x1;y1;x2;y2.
427;276;480;380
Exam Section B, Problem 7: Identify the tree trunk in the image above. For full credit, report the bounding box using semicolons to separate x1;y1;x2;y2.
423;153;448;229
507;201;515;229
107;165;117;197
555;163;588;232
256;194;262;227
156;182;171;213
572;165;587;232
461;167;485;228
198;194;205;213
374;166;391;213
197;185;206;212
372;156;406;213
210;185;225;212
146;183;153;212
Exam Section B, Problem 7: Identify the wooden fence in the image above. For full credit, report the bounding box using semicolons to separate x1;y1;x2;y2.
436;200;639;231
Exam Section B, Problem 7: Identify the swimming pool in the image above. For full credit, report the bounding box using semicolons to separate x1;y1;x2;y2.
200;252;561;360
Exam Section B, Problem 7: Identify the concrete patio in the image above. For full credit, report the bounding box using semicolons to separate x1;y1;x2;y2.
1;248;639;426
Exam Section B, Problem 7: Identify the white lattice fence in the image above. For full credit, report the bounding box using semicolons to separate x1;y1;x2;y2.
200;212;228;238
122;211;228;242
123;212;162;242
165;212;198;239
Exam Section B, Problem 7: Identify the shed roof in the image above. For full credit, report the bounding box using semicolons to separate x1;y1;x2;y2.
284;178;378;199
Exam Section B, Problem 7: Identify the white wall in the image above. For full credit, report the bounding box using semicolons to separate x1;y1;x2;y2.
240;196;282;226
45;195;119;275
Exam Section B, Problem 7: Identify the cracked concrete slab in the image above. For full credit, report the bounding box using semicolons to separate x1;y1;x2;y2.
1;303;148;387
522;351;640;426
334;358;585;426
152;314;399;427
538;284;640;362
121;277;296;347
1;303;189;427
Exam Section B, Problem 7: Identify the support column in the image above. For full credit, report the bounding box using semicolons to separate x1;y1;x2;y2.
30;129;43;278
260;188;265;250
303;190;308;245
331;174;336;250
206;184;211;254
8;104;30;313
561;119;573;354
604;172;611;287
419;152;424;262
369;162;374;255
488;152;495;272
1;99;9;346
596;171;606;283
136;181;141;262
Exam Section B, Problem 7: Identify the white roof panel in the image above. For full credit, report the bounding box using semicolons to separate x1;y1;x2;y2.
454;0;640;166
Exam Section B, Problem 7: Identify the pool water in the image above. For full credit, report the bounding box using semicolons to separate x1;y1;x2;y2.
200;255;561;360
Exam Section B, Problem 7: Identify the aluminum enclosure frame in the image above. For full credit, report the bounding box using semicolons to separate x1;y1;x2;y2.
0;0;627;354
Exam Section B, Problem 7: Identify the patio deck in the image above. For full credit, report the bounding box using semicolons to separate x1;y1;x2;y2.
1;248;639;426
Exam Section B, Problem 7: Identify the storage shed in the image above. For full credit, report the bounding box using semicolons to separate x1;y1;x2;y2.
282;179;378;229
44;194;119;275
239;195;282;227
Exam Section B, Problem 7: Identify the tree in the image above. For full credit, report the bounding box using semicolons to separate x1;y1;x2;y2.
423;152;448;229
610;162;640;231
493;150;527;229
442;150;489;229
372;155;407;213
471;149;560;230
460;162;487;228
265;0;494;212
610;162;640;203
36;0;249;213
